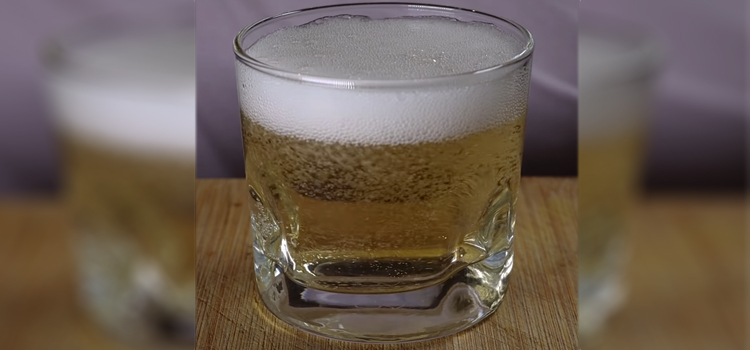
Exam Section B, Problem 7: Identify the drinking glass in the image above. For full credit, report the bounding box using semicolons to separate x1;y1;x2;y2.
234;3;533;342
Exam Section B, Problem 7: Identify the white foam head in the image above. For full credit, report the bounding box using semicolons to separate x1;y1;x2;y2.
237;16;531;145
47;29;195;160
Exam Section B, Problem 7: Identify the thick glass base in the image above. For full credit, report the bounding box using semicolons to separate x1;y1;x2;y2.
255;250;513;343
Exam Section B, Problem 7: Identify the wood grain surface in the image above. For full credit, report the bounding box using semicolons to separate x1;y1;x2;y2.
196;177;579;350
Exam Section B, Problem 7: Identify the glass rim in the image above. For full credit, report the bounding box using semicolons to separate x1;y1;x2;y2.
233;2;534;88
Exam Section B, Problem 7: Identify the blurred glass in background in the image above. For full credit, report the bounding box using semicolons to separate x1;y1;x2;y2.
578;11;660;345
0;1;196;350
579;1;746;349
43;4;196;349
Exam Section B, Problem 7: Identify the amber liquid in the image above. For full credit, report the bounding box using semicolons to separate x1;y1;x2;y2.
242;113;524;293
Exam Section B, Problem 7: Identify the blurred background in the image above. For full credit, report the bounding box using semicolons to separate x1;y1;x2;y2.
0;0;196;349
578;0;746;349
585;0;745;192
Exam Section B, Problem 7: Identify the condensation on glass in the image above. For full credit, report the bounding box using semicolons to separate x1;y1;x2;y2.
234;3;533;343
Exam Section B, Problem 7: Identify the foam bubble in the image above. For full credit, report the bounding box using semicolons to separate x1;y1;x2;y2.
237;16;530;145
247;15;524;80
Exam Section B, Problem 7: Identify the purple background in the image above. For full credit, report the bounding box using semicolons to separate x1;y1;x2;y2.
0;0;745;194
582;0;746;191
0;0;189;195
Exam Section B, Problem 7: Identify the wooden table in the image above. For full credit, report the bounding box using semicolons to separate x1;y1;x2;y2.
196;177;579;350
588;195;746;350
1;180;743;350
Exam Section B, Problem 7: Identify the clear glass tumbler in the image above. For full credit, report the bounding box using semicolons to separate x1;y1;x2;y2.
234;3;533;342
